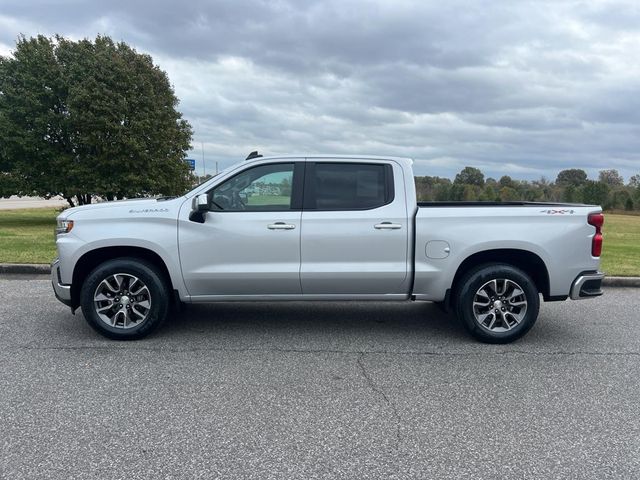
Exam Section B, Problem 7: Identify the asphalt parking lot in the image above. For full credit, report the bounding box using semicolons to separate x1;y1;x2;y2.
1;277;639;479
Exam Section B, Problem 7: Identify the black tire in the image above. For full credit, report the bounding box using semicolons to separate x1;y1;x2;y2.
80;257;170;340
454;263;540;344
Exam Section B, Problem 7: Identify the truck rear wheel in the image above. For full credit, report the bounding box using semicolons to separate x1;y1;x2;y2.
454;263;540;344
80;258;170;340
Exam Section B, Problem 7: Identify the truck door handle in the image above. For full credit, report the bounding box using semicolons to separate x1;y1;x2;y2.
374;222;402;230
268;222;296;230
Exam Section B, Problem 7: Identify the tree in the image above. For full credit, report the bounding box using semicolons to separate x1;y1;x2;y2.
608;188;632;210
433;183;452;201
580;180;609;206
0;35;193;206
561;184;578;203
462;184;480;201
635;188;640;208
522;185;543;201
598;169;623;187
482;184;499;202
625;197;634;211
499;175;518;189
628;174;640;189
449;183;466;201
454;166;484;187
556;169;587;187
498;186;519;201
414;176;431;201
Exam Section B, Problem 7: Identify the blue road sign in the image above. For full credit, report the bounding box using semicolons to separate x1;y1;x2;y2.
185;158;196;170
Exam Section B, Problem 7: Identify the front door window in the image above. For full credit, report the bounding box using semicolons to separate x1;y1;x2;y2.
210;163;294;211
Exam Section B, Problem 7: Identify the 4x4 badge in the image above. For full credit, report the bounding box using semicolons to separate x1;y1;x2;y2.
540;209;575;214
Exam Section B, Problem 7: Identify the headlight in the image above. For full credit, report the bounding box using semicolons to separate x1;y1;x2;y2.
55;219;74;235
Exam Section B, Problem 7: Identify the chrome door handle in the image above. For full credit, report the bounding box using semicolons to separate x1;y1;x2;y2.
268;222;296;230
374;222;402;230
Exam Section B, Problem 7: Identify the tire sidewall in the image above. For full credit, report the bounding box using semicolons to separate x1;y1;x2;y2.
456;264;540;344
80;258;169;340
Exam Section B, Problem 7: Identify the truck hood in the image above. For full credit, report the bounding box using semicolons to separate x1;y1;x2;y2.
60;197;185;220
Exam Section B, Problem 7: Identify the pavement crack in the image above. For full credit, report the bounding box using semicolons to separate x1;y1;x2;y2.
357;352;402;451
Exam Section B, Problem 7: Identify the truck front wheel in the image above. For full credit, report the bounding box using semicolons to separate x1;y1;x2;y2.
80;258;170;340
455;264;540;344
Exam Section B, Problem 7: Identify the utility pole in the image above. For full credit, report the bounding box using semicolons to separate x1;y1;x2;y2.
201;142;206;178
215;161;219;174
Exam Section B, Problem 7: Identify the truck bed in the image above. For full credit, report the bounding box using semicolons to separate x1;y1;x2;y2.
411;203;601;302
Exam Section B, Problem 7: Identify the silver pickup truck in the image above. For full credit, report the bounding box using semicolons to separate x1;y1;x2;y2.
52;154;604;343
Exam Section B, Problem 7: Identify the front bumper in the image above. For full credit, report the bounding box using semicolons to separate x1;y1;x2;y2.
570;271;605;300
51;258;72;307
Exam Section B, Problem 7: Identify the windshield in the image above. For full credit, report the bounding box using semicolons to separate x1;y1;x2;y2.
188;167;231;192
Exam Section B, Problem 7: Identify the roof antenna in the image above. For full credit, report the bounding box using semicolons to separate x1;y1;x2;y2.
245;150;262;160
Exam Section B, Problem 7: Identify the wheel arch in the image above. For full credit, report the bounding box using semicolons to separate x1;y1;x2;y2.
450;249;551;305
70;246;174;310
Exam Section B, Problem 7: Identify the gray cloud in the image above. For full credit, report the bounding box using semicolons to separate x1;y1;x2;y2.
1;0;640;180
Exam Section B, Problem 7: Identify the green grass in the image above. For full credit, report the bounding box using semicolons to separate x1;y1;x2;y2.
0;208;58;263
0;208;639;277
600;213;640;277
246;194;290;206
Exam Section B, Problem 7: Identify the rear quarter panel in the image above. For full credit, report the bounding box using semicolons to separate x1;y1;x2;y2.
413;206;602;301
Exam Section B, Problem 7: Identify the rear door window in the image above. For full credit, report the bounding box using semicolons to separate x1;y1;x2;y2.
304;163;394;210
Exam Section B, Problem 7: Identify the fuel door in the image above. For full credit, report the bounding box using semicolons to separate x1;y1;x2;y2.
426;240;451;259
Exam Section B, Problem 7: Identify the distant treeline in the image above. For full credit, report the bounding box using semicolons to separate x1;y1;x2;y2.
415;167;640;210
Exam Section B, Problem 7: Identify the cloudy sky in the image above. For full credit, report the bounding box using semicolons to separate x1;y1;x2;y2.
1;0;639;180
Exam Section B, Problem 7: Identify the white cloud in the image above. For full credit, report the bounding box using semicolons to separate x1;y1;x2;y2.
0;42;13;56
1;0;640;180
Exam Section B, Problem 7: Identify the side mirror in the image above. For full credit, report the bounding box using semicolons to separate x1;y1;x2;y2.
193;193;209;212
189;193;209;223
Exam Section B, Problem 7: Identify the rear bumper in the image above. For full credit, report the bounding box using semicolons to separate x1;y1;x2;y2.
570;271;605;300
51;258;72;307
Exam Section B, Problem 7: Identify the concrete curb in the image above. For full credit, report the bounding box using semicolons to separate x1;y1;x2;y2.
602;276;640;288
1;263;640;288
0;263;51;275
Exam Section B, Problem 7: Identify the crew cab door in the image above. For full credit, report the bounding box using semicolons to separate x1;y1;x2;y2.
300;160;409;295
179;161;304;297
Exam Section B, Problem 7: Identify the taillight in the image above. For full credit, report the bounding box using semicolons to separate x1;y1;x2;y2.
588;213;604;257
